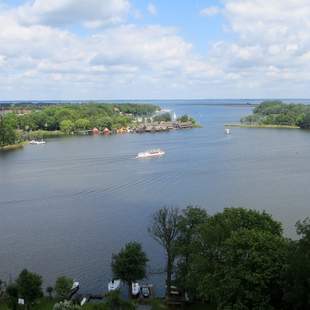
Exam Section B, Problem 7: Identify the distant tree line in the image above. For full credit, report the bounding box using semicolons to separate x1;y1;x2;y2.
241;100;310;128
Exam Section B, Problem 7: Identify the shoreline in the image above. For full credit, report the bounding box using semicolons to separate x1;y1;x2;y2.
224;123;300;129
0;141;27;151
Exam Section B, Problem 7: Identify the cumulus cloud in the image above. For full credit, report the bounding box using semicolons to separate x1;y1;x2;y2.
200;6;221;17
16;0;130;28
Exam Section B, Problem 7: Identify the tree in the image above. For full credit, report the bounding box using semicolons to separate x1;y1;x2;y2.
46;286;54;299
75;119;90;131
282;218;310;309
54;276;73;300
297;112;310;129
60;120;74;134
6;284;19;310
186;208;286;307
112;242;148;297
200;229;288;309
16;269;43;309
148;207;179;297
175;207;209;296
0;114;17;147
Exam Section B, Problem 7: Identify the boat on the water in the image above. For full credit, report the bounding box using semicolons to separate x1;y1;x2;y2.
29;140;46;145
131;282;140;298
225;128;231;135
141;285;151;298
108;279;121;291
136;149;165;159
68;281;79;299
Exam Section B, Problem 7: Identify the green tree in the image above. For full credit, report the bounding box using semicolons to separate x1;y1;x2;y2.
6;284;19;310
112;242;148;298
282;218;310;309
148;207;179;297
54;276;73;300
187;208;285;308
0;114;17;146
75;119;90;130
297;112;310;129
16;269;43;309
175;207;209;297
60;120;74;134
201;229;288;309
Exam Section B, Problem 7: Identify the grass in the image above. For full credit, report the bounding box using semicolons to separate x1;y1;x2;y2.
0;141;26;151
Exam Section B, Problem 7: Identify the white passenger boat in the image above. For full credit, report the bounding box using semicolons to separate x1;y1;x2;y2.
108;279;121;291
225;128;231;135
29;139;46;145
136;149;165;159
131;282;140;297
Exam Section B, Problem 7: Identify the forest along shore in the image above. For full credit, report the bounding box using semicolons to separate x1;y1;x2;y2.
0;103;199;150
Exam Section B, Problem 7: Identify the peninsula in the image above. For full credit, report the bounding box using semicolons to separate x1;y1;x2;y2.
0;103;198;150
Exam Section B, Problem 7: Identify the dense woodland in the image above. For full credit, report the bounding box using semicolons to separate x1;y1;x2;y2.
1;207;310;309
241;100;310;128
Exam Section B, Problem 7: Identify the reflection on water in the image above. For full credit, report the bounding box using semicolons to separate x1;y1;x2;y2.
1;103;310;294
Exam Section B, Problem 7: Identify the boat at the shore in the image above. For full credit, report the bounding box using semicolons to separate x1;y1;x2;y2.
131;282;140;298
136;149;165;159
108;279;121;291
29;139;46;145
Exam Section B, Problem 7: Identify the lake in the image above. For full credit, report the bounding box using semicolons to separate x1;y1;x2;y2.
1;100;310;295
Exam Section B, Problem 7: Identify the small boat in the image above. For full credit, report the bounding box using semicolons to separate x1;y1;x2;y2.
29;139;46;145
136;149;165;159
140;285;151;298
68;281;79;299
225;128;231;135
108;279;121;291
131;282;140;298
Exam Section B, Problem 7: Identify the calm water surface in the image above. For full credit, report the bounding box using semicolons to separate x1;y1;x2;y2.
1;102;310;294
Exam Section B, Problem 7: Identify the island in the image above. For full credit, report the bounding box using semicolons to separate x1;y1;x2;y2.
233;100;310;129
0;103;199;150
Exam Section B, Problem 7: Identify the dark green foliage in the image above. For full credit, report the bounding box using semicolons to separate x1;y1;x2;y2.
6;283;19;310
181;208;286;308
177;115;196;123
46;286;54;298
0;114;17;146
153;113;171;122
282;218;310;309
175;207;209;297
54;276;73;300
241;100;310;127
16;269;43;309
112;242;148;296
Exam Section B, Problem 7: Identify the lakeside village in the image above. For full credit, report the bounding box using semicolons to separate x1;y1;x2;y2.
0;103;198;150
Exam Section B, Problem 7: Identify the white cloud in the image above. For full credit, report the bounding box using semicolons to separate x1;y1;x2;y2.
147;3;157;16
16;0;130;28
200;6;220;17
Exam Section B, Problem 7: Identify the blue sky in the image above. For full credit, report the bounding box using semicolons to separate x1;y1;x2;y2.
0;0;309;99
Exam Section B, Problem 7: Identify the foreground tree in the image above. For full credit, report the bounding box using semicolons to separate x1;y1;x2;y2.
112;242;148;298
54;276;73;300
53;300;81;310
16;269;43;309
282;218;310;309
186;208;286;307
6;284;19;310
175;207;209;297
104;291;136;310
148;207;179;296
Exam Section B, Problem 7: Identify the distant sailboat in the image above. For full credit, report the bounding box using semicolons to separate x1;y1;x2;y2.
225;128;231;135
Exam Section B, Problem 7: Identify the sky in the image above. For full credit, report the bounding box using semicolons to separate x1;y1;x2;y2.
1;0;310;100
